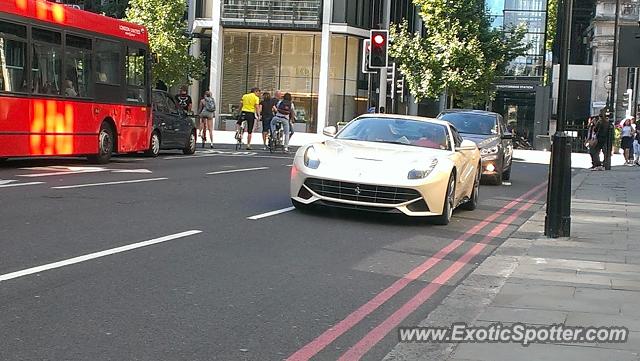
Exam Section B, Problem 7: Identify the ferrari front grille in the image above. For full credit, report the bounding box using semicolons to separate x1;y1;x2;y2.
304;178;421;205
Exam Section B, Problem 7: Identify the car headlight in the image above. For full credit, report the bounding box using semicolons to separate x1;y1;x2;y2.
304;146;320;169
480;145;499;156
408;159;438;179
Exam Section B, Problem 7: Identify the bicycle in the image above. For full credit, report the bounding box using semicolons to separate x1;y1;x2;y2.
235;120;246;151
267;118;285;154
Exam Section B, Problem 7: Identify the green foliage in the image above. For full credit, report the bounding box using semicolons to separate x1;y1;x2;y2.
95;0;129;19
546;0;558;52
389;0;529;106
126;0;206;88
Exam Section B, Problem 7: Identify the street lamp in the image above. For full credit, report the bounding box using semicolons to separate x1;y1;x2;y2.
544;0;573;238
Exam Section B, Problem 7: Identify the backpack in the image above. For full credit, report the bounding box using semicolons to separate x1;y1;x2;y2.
277;100;291;116
204;97;216;112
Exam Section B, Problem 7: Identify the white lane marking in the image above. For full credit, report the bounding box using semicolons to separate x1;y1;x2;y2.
0;230;202;283
0;182;45;188
284;164;293;167
52;177;168;189
112;169;153;174
207;167;269;175
502;182;512;186
18;169;110;177
0;180;17;185
248;207;296;220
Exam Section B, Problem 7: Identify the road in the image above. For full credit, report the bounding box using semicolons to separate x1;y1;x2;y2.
0;146;548;361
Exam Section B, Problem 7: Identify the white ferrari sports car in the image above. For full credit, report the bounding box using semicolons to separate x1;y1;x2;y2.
290;114;482;225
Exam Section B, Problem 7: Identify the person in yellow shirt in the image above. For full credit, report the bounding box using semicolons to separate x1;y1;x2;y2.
237;87;262;150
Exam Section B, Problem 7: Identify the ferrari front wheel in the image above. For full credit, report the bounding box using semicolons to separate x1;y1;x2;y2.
432;173;455;225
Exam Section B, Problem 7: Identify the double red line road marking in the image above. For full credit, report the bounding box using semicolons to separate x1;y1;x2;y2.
287;182;548;361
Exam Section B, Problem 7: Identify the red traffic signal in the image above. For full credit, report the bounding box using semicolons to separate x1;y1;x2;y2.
369;30;388;68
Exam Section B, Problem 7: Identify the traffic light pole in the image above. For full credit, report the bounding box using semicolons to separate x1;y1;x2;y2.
604;0;621;171
378;0;391;113
544;0;573;238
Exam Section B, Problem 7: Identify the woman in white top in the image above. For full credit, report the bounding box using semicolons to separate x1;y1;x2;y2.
620;118;634;165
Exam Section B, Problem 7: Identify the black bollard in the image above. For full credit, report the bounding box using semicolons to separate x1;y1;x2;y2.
544;132;572;238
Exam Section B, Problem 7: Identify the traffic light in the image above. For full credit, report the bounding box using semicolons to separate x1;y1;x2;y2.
623;89;633;117
369;30;388;68
396;78;405;103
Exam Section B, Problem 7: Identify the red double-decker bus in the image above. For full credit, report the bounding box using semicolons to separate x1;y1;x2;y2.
0;0;152;163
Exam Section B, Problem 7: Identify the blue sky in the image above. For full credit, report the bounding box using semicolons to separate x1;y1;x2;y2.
486;0;504;15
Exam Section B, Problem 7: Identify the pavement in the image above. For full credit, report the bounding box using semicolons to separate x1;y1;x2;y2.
383;163;640;361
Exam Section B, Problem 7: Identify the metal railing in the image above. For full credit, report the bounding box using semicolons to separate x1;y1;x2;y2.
221;0;322;29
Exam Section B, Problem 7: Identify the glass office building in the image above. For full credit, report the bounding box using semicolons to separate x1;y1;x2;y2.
189;0;388;134
487;0;550;145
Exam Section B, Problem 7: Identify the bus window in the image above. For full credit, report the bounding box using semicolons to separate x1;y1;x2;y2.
32;27;62;95
64;34;92;98
0;20;28;93
126;47;146;103
95;39;120;85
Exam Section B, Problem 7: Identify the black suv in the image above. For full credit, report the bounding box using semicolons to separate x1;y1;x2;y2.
437;110;513;185
147;90;197;157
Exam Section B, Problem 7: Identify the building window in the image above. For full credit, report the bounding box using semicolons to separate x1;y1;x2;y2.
0;20;27;93
220;30;321;133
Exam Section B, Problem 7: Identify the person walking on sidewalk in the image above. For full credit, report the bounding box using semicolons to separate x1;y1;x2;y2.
633;123;640;166
589;115;608;171
198;90;216;149
260;92;277;150
238;87;262;150
621;118;634;165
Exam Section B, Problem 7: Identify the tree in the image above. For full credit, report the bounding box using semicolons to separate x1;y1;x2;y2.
389;0;528;107
98;0;129;19
126;0;206;88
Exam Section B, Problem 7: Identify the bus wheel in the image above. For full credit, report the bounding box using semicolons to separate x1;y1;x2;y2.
88;123;114;164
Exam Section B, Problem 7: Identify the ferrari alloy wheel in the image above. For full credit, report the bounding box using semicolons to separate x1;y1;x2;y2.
462;166;480;211
433;173;455;225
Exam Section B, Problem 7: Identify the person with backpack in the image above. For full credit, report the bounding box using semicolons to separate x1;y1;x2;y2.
198;90;216;149
270;92;295;153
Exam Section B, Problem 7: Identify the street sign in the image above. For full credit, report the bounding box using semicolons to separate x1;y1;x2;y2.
617;26;640;67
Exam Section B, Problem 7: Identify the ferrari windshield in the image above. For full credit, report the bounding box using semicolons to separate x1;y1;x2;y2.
438;112;498;135
337;117;451;150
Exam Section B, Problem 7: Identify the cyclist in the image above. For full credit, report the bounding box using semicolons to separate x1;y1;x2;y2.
238;87;262;150
271;92;294;153
198;90;216;149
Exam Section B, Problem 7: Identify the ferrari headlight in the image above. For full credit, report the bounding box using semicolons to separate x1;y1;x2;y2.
480;145;499;156
304;146;320;169
408;159;438;179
